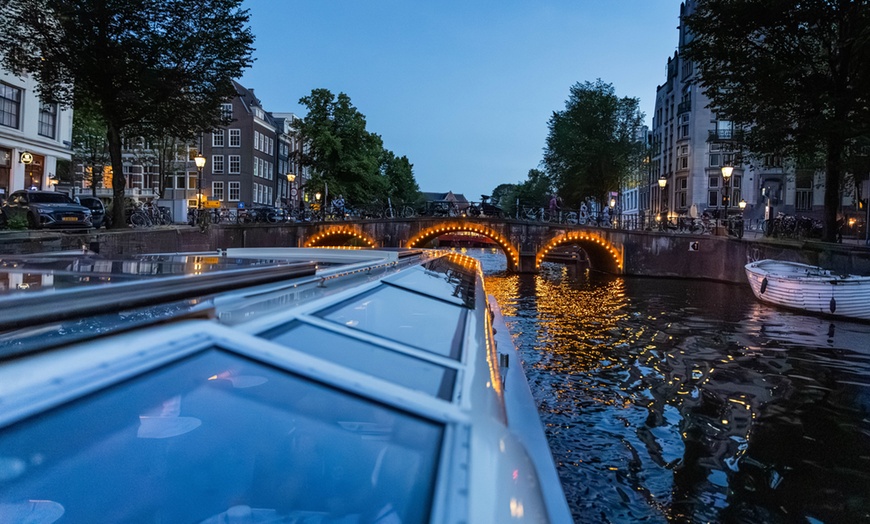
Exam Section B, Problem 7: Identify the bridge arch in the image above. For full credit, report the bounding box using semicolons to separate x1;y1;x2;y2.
537;231;623;273
406;222;520;270
303;226;377;248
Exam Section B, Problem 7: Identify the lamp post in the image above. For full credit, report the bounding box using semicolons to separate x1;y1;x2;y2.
737;198;747;238
721;165;733;230
658;176;667;229
194;153;206;210
286;173;296;210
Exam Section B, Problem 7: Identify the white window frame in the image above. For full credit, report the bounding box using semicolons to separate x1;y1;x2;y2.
228;181;240;201
229;155;241;174
229;129;241;147
213;130;225;147
212;181;224;201
212;155;224;174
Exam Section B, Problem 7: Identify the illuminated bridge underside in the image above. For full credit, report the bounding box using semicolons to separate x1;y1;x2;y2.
297;218;627;274
407;222;520;271
538;232;623;274
303;227;376;248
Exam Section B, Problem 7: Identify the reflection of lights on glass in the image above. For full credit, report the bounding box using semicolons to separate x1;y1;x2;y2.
346;320;359;327
0;456;27;481
509;498;524;518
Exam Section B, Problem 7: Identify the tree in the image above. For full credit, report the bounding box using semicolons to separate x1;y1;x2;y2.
683;0;870;242
297;89;419;207
0;0;254;228
381;150;420;204
71;100;109;196
543;79;646;207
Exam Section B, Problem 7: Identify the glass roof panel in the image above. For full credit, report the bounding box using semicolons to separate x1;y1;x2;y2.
0;349;442;524
315;285;466;359
383;256;477;308
261;321;457;400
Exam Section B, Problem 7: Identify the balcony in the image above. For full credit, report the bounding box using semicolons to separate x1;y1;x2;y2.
677;100;691;114
707;129;745;142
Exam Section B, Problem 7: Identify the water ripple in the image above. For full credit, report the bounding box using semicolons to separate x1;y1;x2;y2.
466;248;870;524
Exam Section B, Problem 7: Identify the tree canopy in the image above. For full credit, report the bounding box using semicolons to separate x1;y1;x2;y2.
543;79;645;207
296;88;419;206
489;169;552;218
683;0;870;242
0;0;255;227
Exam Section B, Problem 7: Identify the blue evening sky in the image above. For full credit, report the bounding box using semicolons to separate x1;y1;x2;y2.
240;0;683;201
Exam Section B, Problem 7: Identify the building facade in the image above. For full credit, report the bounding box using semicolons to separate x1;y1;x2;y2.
649;0;843;227
1;67;73;198
192;82;311;216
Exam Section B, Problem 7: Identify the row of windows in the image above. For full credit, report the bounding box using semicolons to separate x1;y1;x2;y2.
253;130;274;155
211;155;241;174
213;129;242;148
1;82;58;139
253;157;273;180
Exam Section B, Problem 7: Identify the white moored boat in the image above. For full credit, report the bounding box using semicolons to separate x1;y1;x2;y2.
0;248;571;524
744;259;870;321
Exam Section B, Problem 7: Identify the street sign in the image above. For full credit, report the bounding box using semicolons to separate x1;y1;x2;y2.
291;188;298;196
203;200;221;209
688;241;699;252
20;152;33;164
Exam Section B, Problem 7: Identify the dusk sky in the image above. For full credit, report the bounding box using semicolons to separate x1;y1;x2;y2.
240;0;684;202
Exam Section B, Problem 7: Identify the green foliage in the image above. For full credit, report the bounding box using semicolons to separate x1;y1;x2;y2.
381;151;420;204
4;214;28;230
488;170;552;217
0;0;255;228
516;169;552;209
683;0;870;242
296;89;419;207
543;79;645;207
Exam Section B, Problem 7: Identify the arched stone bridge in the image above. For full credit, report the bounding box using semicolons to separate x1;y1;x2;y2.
292;217;625;273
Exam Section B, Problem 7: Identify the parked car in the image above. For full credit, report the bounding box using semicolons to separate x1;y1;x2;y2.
77;196;106;229
1;190;92;229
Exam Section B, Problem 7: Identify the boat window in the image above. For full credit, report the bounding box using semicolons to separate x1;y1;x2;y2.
384;257;476;308
0;348;442;524
315;285;466;360
261;321;457;400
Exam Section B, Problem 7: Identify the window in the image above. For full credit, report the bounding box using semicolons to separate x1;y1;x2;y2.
221;103;233;119
0;83;22;128
253;159;259;178
229;155;240;174
254;131;260;151
188;173;197;189
796;189;813;210
228;181;240;201
229;129;241;147
212;181;224;201
163;175;174;189
676;177;688;208
213;130;225;147
38;102;58;138
212;155;224;174
268;138;274;155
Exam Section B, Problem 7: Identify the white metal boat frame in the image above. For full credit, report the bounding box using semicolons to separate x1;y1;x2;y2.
0;248;571;523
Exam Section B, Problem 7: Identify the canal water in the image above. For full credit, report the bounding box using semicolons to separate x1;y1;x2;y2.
466;248;870;524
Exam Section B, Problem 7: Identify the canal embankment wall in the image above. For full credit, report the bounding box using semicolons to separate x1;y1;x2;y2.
1;226;869;284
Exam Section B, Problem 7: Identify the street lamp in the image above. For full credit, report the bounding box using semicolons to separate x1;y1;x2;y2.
657;176;667;227
737;198;747;238
286;173;296;211
194;153;206;210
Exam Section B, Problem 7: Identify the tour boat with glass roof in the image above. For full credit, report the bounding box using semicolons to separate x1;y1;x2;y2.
0;247;571;524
